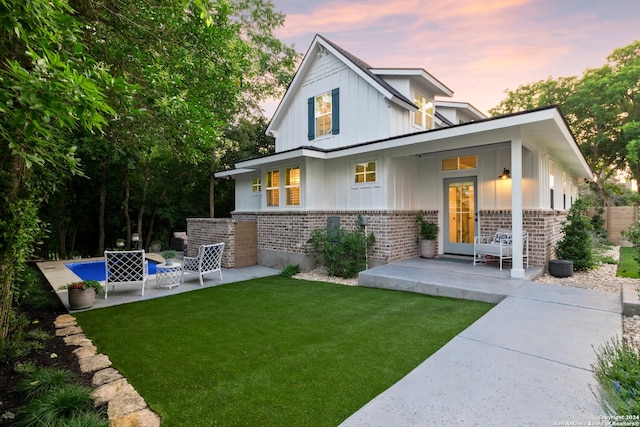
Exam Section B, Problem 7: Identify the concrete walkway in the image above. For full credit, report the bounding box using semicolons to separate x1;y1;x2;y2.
341;259;622;426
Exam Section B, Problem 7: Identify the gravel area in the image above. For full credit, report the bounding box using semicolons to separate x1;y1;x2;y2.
295;247;640;349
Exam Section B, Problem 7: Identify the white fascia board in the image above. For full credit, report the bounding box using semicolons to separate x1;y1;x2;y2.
214;168;256;178
549;110;594;180
266;36;322;135
235;148;327;169
435;101;487;119
372;68;454;97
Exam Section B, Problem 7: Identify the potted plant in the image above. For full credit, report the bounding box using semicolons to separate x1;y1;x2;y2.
416;210;439;259
59;280;104;310
162;250;176;266
116;238;125;250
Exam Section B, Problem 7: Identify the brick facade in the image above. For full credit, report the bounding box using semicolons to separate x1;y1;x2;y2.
186;218;236;268
188;209;564;272
479;209;568;268
227;210;437;271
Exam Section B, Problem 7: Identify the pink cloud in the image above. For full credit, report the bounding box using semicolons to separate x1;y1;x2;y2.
268;0;640;115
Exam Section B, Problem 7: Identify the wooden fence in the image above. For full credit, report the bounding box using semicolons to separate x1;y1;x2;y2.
588;206;638;245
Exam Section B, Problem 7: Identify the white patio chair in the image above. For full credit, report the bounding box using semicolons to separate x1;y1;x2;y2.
180;243;224;286
104;250;149;299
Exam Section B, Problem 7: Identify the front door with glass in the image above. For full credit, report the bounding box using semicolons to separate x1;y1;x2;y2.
444;178;477;255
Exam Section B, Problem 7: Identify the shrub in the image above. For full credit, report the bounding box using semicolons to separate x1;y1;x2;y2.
17;367;73;401
280;264;301;278
592;338;640;416
590;207;608;241
15;383;103;427
622;222;640;274
0;310;49;364
556;199;595;271
622;221;640;253
307;222;375;279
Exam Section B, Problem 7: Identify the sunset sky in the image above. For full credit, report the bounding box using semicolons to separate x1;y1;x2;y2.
266;0;639;116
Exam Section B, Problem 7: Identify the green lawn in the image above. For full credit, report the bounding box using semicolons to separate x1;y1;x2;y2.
75;277;493;426
618;247;640;278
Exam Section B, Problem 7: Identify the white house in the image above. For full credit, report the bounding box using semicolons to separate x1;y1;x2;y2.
215;34;593;278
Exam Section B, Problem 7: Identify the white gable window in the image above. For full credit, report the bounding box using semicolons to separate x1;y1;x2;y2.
308;88;340;140
285;167;301;206
315;92;332;137
414;93;434;129
266;170;279;207
355;162;376;183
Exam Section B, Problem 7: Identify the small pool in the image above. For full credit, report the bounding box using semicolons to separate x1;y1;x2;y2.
65;259;158;281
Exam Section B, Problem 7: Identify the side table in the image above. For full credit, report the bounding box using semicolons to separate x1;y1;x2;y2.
156;262;182;289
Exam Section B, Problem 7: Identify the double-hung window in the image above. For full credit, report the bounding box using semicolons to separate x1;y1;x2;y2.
308;88;340;140
266;167;301;207
266;170;279;207
315;92;332;137
285;167;300;206
414;93;434;129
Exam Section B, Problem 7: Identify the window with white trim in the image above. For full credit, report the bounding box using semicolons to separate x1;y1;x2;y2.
285;167;300;206
252;177;261;193
266;170;279;207
355;162;376;183
308;89;340;140
315;92;332;137
414;93;434;129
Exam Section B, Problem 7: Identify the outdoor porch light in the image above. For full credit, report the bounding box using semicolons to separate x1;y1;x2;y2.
499;168;511;180
132;233;139;242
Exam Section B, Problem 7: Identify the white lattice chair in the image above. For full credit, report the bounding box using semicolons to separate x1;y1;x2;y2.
473;229;529;271
104;250;149;299
180;243;224;286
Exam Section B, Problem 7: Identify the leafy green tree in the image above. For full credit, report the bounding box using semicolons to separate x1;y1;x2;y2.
491;41;640;207
62;0;297;252
0;0;116;339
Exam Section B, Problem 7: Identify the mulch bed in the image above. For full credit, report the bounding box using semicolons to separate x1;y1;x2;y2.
0;283;92;424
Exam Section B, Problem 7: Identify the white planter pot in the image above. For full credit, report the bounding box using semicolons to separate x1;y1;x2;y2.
420;239;436;259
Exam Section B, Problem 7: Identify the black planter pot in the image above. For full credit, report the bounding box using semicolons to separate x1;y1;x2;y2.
549;259;573;278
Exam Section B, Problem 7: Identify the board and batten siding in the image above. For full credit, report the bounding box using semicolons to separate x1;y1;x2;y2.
275;50;410;153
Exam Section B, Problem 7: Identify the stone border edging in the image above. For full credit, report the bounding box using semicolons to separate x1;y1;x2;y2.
54;314;161;427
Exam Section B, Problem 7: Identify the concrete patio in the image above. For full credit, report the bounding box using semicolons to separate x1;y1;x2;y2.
37;253;280;311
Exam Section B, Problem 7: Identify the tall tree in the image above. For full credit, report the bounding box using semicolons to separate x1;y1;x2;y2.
67;0;297;249
0;0;116;339
490;40;640;206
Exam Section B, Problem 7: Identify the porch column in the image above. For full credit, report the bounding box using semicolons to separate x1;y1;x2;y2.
511;137;525;278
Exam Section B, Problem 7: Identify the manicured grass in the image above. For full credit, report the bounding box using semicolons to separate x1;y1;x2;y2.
75;277;493;426
617;247;640;278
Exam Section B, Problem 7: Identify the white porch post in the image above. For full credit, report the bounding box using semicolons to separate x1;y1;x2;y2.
511;137;525;278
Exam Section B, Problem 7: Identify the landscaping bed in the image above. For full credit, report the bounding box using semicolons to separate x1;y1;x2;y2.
0;282;94;424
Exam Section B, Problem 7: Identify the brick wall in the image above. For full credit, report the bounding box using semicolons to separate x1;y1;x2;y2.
190;210;566;271
186;218;236;268
479;209;568;268
230;210;437;270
